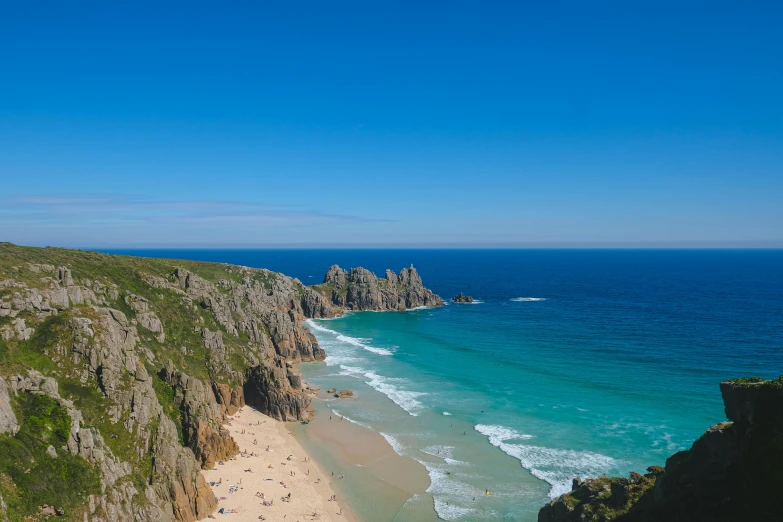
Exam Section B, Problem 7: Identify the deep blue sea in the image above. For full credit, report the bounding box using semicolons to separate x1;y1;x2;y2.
107;249;783;521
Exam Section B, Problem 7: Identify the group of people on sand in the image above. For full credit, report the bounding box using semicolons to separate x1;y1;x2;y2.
206;406;347;519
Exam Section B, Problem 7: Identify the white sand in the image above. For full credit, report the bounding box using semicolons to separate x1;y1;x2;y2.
202;406;355;522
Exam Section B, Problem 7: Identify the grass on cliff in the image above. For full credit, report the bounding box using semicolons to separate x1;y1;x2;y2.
0;393;100;521
553;469;662;521
311;282;347;301
0;312;68;374
151;371;185;445
727;375;783;389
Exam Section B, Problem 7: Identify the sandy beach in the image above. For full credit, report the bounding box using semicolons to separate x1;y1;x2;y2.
202;406;356;522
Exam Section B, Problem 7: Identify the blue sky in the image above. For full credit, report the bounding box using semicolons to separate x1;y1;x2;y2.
1;1;781;247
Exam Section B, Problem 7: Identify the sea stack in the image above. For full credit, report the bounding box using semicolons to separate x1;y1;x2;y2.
452;292;474;303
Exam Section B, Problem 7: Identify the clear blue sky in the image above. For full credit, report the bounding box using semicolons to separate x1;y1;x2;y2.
1;1;781;247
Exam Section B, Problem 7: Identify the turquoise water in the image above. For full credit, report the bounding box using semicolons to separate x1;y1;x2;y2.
111;249;783;521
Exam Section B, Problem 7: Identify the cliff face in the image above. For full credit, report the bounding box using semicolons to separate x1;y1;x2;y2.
313;264;445;311
0;244;444;522
538;376;783;522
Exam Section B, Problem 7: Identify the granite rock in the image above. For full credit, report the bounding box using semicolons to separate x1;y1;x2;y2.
316;264;444;311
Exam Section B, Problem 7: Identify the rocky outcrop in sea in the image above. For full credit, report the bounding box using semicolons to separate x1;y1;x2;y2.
452;292;474;303
538;376;783;522
314;264;445;310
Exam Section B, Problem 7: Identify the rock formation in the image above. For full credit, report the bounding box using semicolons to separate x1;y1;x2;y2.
314;264;444;311
0;377;17;434
335;389;354;398
538;376;783;522
452;292;474;303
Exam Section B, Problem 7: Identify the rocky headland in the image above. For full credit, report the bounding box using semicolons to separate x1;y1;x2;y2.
538;376;783;522
312;264;445;310
452;292;474;303
0;243;443;522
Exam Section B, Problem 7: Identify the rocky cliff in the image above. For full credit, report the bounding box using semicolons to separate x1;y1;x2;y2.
0;243;443;522
538;376;783;522
313;264;445;310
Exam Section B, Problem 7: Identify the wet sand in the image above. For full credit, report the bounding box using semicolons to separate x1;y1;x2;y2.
202;406;355;522
291;396;433;521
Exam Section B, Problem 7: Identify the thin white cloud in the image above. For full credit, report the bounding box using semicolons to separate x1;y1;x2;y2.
0;193;390;227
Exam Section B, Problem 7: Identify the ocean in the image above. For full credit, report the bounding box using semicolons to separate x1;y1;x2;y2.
107;249;783;521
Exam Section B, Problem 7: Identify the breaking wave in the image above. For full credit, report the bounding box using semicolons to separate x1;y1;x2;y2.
330;409;372;429
380;432;406;455
475;424;618;497
510;297;547;302
338;365;426;416
306;319;392;355
417;459;480;520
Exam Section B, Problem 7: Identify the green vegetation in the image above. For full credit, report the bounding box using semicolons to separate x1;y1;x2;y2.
727;375;783;389
0;313;67;374
550;468;662;521
151;371;184;445
0;393;100;521
728;376;765;385
311;282;346;301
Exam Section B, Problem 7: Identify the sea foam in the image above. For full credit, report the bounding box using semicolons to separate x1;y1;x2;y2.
510;297;547;302
306;319;393;355
380;432;406;455
475;424;618;498
330;409;372;430
417;459;480;520
421;445;470;466
338;365;426;416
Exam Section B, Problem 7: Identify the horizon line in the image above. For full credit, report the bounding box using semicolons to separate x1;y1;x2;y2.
5;241;783;251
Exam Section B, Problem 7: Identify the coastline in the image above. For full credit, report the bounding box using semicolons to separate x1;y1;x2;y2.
202;406;356;522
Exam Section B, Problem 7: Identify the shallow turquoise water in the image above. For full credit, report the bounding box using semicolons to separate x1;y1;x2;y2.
113;249;783;520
